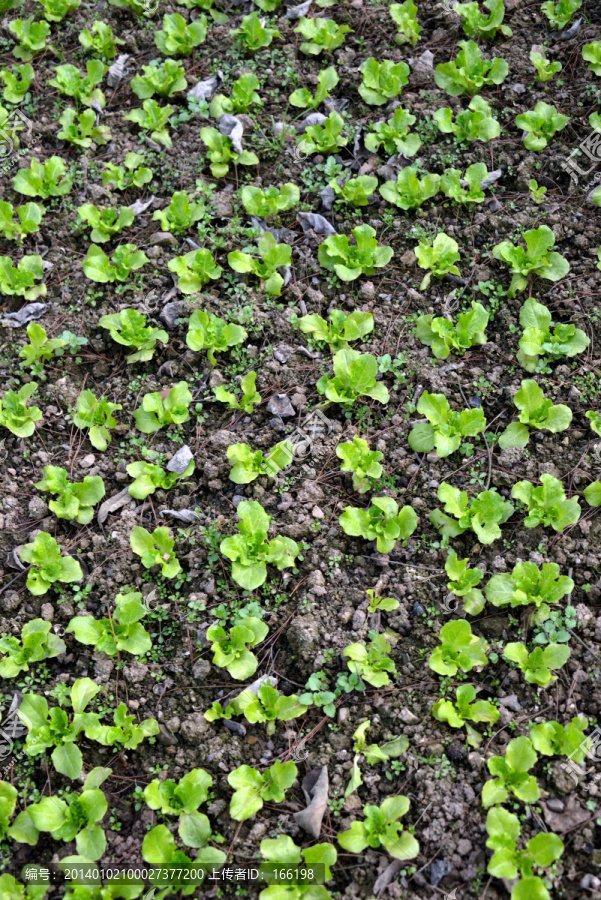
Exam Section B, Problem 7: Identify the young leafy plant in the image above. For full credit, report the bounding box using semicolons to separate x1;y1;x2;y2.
295;16;350;55
366;589;400;615
99;309;168;364
127;459;194;499
48;60;106;107
219;500;299;590
331;175;378;207
101;152;153;190
390;0;421;45
317;350;390;407
210;72;262;117
0;619;66;679
440;162;489;204
200;125;258;176
0;63;33;102
414;232;461;290
19;532;83;595
541;0;581;29
433;95;500;142
481;736;540;807
318;224;392;282
498;379;571;449
416;301;488;359
515;101;569;151
131;58;187;99
83;244;149;283
336;436;384;494
296;309;374;351
19;323;65;367
226;441;293;484
155;12;207;54
143;768;213;849
233;11;280;51
9;17;51;60
152;190;207;233
134;382;192;434
430;482;514;544
432;684;499;747
57;108;111;147
77;204;134;243
530;716;588;763
214;371;261;414
124;98;174;146
455;0;512;38
359;57;409;106
379;167;438;209
0;254;45;300
0;383;41;437
229;684;307;735
343;634;396;688
296;110;347;155
435;40;508;96
583;42;601;76
511;473;581;532
485;561;574;622
228;232;291;296
206;615;269;680
530;49;562;82
429;620;488;676
503;641;570;688
13;156;73;198
338;796;418;861
492;227;569;298
72;390;122;451
0;201;44;242
35;465;105;524
260;835;337;893
239;183;299;219
79;20;123;59
130;526;181;579
445;549;485;615
340;497;417;554
486;805;564;900
141;823;225;878
289;65;338;109
228;760;297;821
67;592;151;657
365;106;421;157
37;0;80;21
186;310;245;364
408;390;487;458
168;248;222;293
515;297;588;371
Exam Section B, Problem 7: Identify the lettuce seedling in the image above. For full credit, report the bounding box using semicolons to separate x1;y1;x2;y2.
228;232;291;296
124;98;174;146
127;459;194;499
144;768;213;848
72;389;122;451
432;684;499;747
9;767;110;861
220;500;299;590
57;108;111;147
230;684;307;735
239;183;299;219
210;72;261;117
20;532;83;595
156;12;207;54
585;480;601;508
485;561;573;622
131;58;187;99
499;379;571;449
77;203;134;243
515;101;569;151
134;382;192;434
101;152;153;190
85;702;159;751
318;224;392;282
130;525;181;579
297;309;374;351
482;736;539;807
445;549;485;615
35;465;105;524
37;0;80;21
260;835;337;888
409;390;486;458
430;482;514;544
586;410;601;438
296;110;347;156
415;232;461;290
343;634;396;687
530;716;588;763
440;162;489;204
48;60;106;107
455;0;511;38
9;18;51;60
515;297;588;371
428;620;488;676
340;497;417;553
336;436;384;494
365;106;421;157
79;20;123;59
229;760;296;821
380;167;438;210
206;615;269;679
390;0;421;45
346;720;408;797
359;57;409;106
19;323;65;366
0;201;43;242
99;309;168;364
0;254;45;300
317;349;390;407
541;0;581;29
530;49;562;82
295;16;350;55
416;301;488;359
503;641;570;688
486;806;564;899
289;65;338;109
141;823;226;881
366;589;400;614
583;42;601;76
0;63;33;102
82;244;149;283
433;94;500;142
214;370;261;413
227;441;293;483
298;671;337;717
0;783;17;841
200;125;258;177
153;190;207;234
331;174;378;207
0;619;66;678
492;227;569;298
67;592;151;657
186;310;245;364
13;156;73;198
512;473;580;532
233;11;280;51
435;41;508;96
338;796;419;861
168;248;222;293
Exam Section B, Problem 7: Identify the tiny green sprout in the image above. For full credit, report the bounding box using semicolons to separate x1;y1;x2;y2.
131;58;187;99
232;11;279;51
295;16;350;55
440;162;489;204
430;482;514;545
416;301;488;359
317;349;390;407
186;310;246;364
343;633;396;687
515;101;569;151
297;309;374;351
206;615;269;680
482;736;540;807
445;549;485;615
214;370;261;414
220;500;299;590
435;40;508;96
124;98;174;146
20;532;83;596
143;768;213;849
126;459;194;499
73;389;122;451
200;125;258;177
35;465;105;524
13;156;72;198
0;619;66;678
331;174;378;207
586;410;601;438
486;805;564;900
0;200;44;242
409;390;486;458
336;436;384;494
19;322;66;367
528;178;547;203
485;561;573;623
228;232;291;296
318;223;392;282
415;232;461;290
340;497;417;554
210;72;261;117
365;106;421;158
346;720;408;797
101;152;153;191
130;525;181;579
541;0;581;30
511;473;581;532
530;716;588;763
239;183;299;219
379;167;438;209
366;589;399;614
498;379;571;449
289;66;338;109
515;297;588;371
82;244;149;283
429;620;488;676
8;17;51;61
0;382;42;437
455;0;512;38
493;228;569;298
0;62;33;102
432;684;499;747
79;20;123;59
58;108;111;147
134;382;192;434
503;641;570;688
99;309;168;364
298;672;337;717
168;248;222;293
433;94;500;142
155;12;207;54
390;0;421;45
67;591;151;656
77;203;134;243
338;796;418;861
48;59;106;108
0;254;45;300
228;760;297;821
530;49;561;82
359;57;409;106
229;683;307;735
226;441;293;484
152;190;206;233
583;42;601;77
297;109;348;156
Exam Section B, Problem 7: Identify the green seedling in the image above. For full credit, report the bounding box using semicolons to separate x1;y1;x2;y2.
79;20;123;59
0;63;33;102
20;532;83;595
435;40;508;96
481;736;540;807
13;156;73;198
0;254;45;300
380;167;438;209
338;796;419;861
8;17;51;60
515;297;588;371
72;390;122;451
295;16;350;55
429;620;488;676
35;465;105;524
219;500;299;590
127;459;194;499
99;309;168;364
365;107;421;157
515;101;569;151
318;224;392;282
528;178;547;203
485;561;573;623
228;760;297;821
37;0;80;21
440;162;489;204
19;323;65;367
541;0;581;29
57;108;111;147
445;549;485;615
206;615;269;679
530;716;588;763
297;110;347;155
0;201;44;242
430;482;514;544
153;190;207;233
336;436;384;494
455;0;512;38
492;227;569;298
134;382;193;433
583;42;601;76
530;50;561;82
226;441;293;483
48;60;106;107
359;57;409;106
296;309;374;351
143;768;213;849
317;349;389;407
77;204;134;242
101;152;153;190
228;232;291;296
130;526;181;579
503;641;570;688
390;0;421;45
210;72;261;117
229;684;307;735
131;58;187;98
414;232;461;290
330;175;378;207
511;473;581;532
289;66;338;109
432;684;499;747
498;379;571;449
200;125;258;177
408;390;486;458
366;589;400;614
433;95;500;142
124;98;174;146
340;497;417;554
186;310;245;364
156;12;207;54
168;249;222;293
67;592;152;657
233;11;280;51
343;634;396;687
0;619;66;679
214;370;261;414
239;183;299;219
82;244;149;283
260;836;337;890
416;301;488;359
486;805;564;900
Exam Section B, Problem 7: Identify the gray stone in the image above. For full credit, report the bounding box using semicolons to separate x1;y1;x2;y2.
267;394;295;418
167;445;194;474
180;712;209;741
